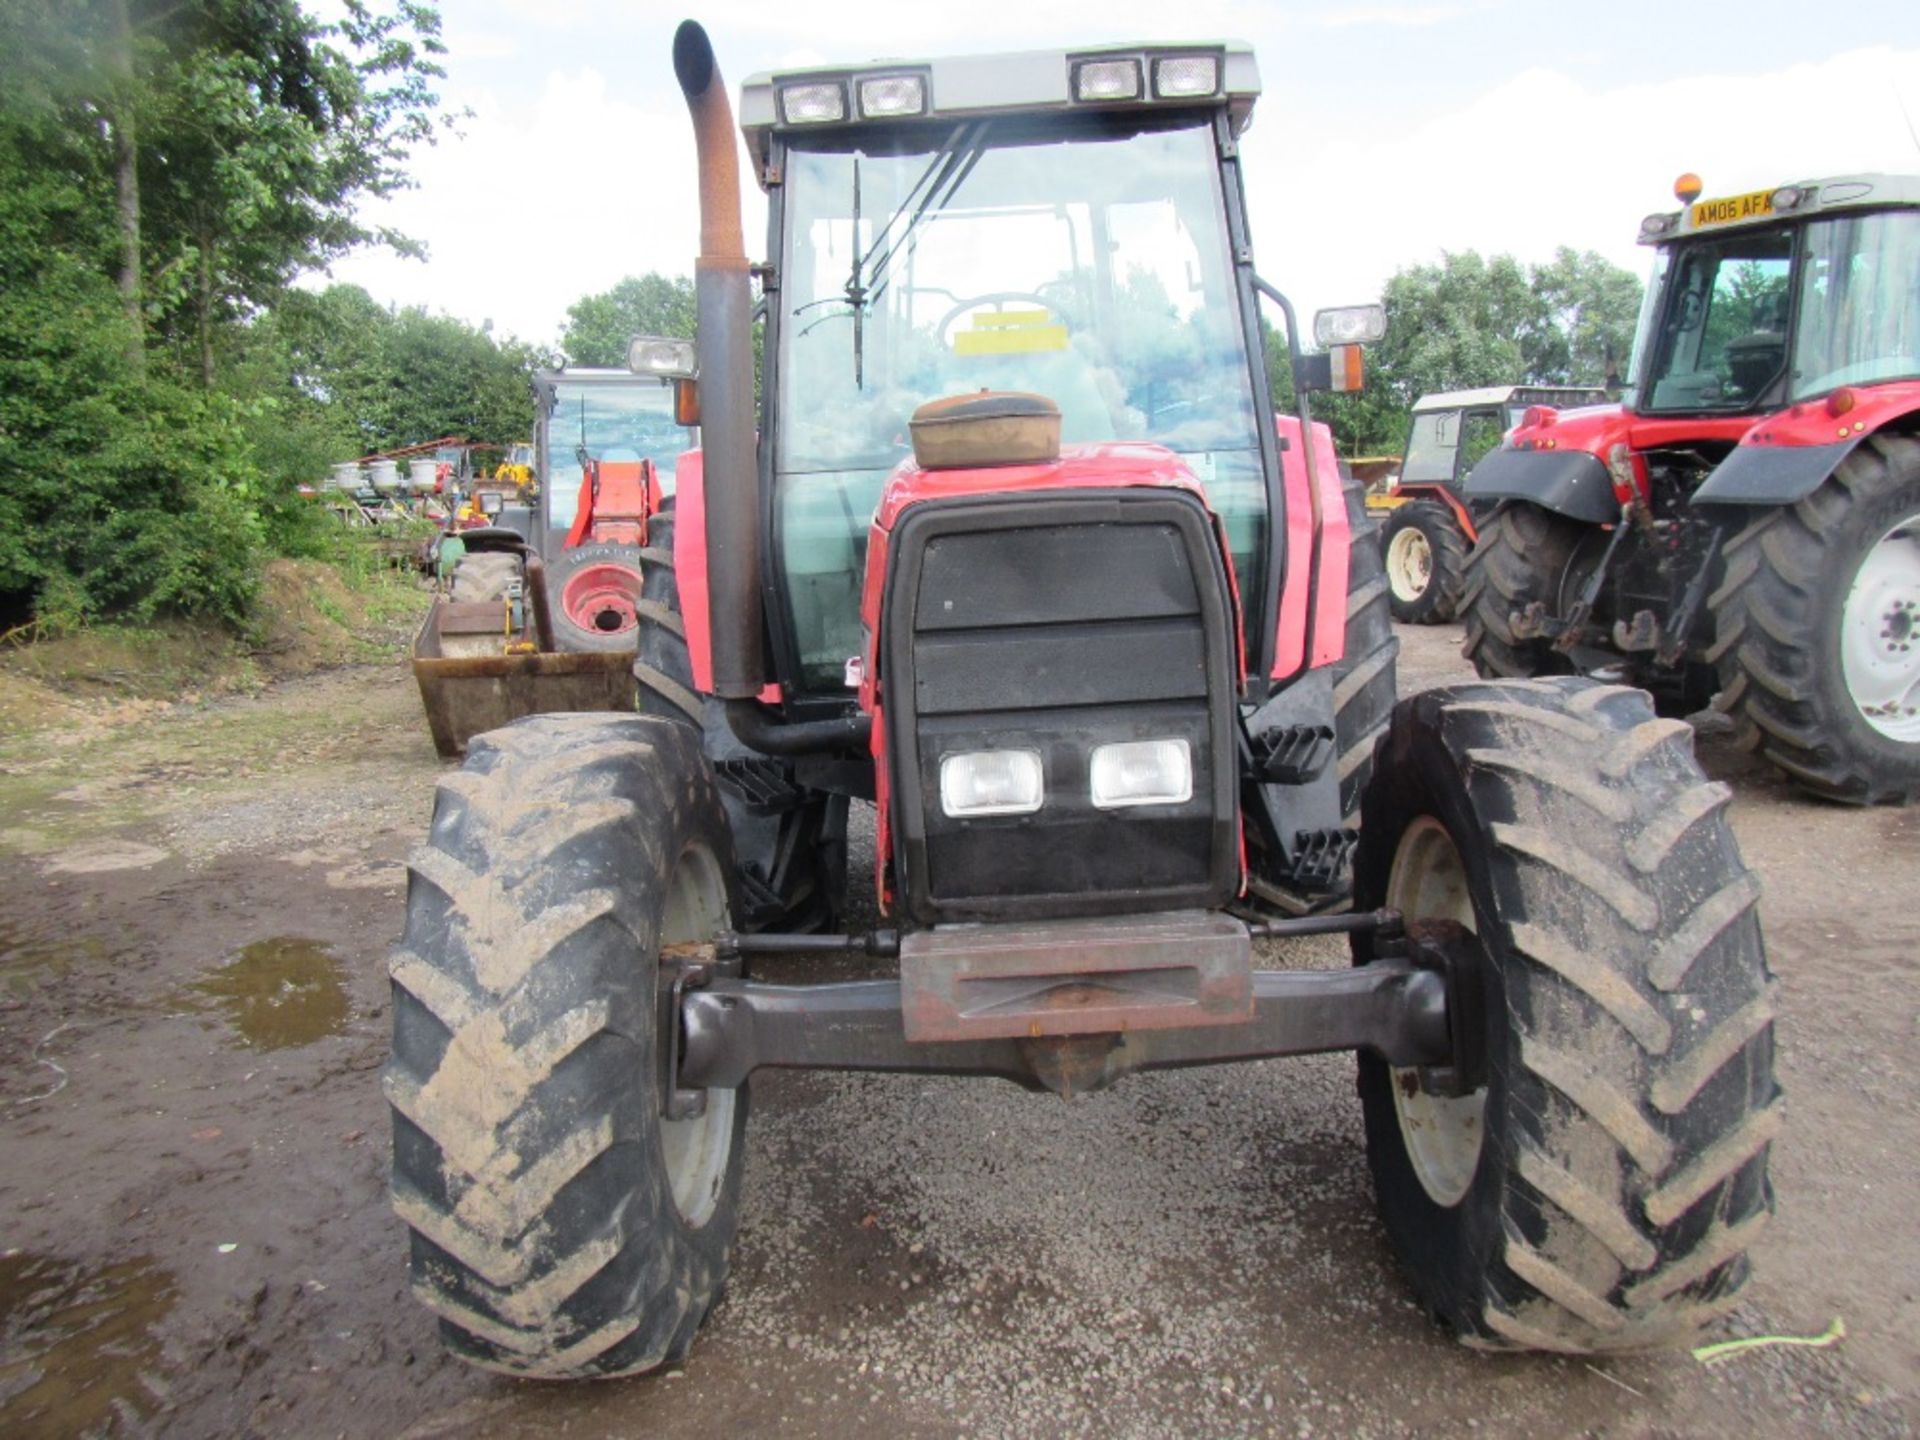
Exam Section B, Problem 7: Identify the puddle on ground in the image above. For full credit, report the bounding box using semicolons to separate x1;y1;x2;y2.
0;1251;177;1438
185;936;348;1050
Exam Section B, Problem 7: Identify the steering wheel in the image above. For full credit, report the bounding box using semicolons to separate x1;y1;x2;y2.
937;291;1060;348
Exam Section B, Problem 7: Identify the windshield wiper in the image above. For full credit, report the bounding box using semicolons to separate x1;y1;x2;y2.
794;122;987;388
860;121;986;313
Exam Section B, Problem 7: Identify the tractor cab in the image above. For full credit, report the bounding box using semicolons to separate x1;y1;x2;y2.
1627;174;1920;417
721;43;1373;702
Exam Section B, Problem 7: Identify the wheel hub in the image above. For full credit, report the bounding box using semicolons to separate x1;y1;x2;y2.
561;562;643;637
1387;524;1433;601
1384;817;1486;1208
1841;517;1920;742
658;842;736;1230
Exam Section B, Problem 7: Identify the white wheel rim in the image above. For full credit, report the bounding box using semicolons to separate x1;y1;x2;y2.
659;841;736;1229
1841;514;1920;742
1385;817;1486;1208
1387;525;1433;603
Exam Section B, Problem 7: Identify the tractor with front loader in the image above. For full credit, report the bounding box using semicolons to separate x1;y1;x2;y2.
1462;172;1920;802
534;366;692;652
385;25;1778;1377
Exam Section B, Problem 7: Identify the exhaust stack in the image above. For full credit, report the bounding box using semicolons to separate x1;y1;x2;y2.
674;20;763;698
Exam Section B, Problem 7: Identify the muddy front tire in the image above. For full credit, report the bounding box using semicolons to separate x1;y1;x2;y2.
386;714;746;1377
1709;432;1920;802
1460;502;1583;680
1382;499;1469;624
1354;677;1777;1352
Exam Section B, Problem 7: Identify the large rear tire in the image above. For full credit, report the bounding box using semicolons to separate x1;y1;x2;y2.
386;714;746;1377
1331;470;1401;824
1382;498;1470;624
1354;677;1777;1352
1460;502;1583;680
1249;472;1400;914
1708;431;1920;803
632;501;843;931
630;502;703;726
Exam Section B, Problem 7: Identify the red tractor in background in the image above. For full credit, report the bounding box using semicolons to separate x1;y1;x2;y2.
385;25;1776;1379
1463;172;1920;802
1374;384;1606;623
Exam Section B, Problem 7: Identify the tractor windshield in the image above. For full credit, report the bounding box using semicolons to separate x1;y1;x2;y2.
1628;209;1920;413
543;378;686;540
1790;209;1920;398
774;113;1263;692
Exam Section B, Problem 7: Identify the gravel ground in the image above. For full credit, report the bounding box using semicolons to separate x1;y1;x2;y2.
0;631;1915;1438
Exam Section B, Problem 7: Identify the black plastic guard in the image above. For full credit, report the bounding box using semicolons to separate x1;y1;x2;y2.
1691;437;1855;506
1242;671;1348;894
1462;446;1617;524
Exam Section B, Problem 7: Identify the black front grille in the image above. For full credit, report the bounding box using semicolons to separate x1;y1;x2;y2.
883;491;1239;925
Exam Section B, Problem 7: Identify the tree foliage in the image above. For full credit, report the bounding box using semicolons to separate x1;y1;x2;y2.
1267;248;1644;457
256;285;557;456
0;0;454;628
562;274;697;366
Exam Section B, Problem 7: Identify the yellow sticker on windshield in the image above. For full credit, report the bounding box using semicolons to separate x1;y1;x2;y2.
953;309;1069;355
1691;189;1774;228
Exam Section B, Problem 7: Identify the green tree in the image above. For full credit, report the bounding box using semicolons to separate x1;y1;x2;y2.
1261;249;1644;461
1524;247;1644;387
562;274;697;365
0;0;457;627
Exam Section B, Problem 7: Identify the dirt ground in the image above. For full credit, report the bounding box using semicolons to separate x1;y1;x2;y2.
1;624;1916;1439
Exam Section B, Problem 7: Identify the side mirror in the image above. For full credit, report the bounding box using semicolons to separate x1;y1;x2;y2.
1312;304;1386;347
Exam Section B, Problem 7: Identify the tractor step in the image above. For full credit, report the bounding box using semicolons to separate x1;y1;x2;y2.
1249;723;1335;784
1275;827;1358;891
715;756;808;811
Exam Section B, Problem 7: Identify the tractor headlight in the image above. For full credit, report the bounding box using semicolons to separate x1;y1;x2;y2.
1152;56;1218;98
858;74;926;118
1089;739;1192;809
1074;59;1141;101
780;81;846;124
940;749;1044;818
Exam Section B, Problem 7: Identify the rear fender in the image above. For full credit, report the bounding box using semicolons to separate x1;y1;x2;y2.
1693;383;1920;505
1462;445;1619;524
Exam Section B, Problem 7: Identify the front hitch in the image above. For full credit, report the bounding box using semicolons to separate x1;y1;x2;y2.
669;909;1454;1099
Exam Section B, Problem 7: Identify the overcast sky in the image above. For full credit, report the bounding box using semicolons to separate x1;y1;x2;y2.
318;0;1920;348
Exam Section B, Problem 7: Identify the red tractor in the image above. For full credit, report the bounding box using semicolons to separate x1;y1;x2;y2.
1462;172;1920;802
534;366;688;651
385;26;1777;1377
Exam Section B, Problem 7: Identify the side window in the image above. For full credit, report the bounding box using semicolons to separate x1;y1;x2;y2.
1649;232;1792;409
1456;410;1507;479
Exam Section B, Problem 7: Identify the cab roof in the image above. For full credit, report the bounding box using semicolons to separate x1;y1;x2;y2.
1640;172;1920;246
739;41;1259;185
1411;385;1609;413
